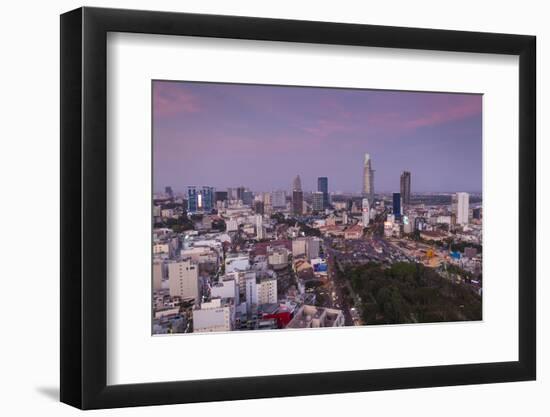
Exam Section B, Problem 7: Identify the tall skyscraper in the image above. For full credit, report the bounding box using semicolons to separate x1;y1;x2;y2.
292;175;302;192
392;192;402;220
454;192;470;225
400;171;411;205
164;186;174;199
236;186;245;202
363;153;375;202
292;175;303;215
292;190;303;215
312;191;324;212
187;186;214;213
317;177;329;209
272;190;286;208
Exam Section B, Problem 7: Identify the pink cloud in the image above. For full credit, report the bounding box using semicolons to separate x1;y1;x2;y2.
405;97;481;129
302;118;354;137
153;82;201;117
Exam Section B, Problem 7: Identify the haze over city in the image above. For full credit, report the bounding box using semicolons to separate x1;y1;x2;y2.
153;81;482;194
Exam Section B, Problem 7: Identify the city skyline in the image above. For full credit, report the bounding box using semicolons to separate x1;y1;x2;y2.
153;81;482;193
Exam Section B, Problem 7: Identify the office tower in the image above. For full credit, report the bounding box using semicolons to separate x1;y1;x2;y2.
312;191;324;212
317;177;329;209
292;190;303;215
392;192;402;220
214;191;228;203
254;200;264;215
187;186;214;213
262;192;272;215
236;186;246;202
168;259;200;302
292;175;302;192
454;192;470;225
400;171;411;205
164;186;174;199
272;190;286;208
363;153;375;202
227;187;238;201
362;198;370;226
242;190;254;206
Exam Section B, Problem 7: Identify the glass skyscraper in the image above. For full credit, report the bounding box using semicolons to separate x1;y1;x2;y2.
392;192;402;220
317;177;329;209
187;186;214;213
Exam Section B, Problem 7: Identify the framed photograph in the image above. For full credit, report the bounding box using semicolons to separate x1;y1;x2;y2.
60;6;536;410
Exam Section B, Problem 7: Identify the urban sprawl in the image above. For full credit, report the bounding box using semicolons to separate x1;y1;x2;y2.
153;153;482;334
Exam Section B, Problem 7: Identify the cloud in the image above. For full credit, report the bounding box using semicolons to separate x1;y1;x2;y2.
405;97;481;129
302;118;354;138
153;82;201;117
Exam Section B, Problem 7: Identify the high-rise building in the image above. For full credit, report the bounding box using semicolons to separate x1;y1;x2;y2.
255;214;264;240
262;192;272;214
292;175;302;192
362;198;370;226
164;186;174;199
242;190;254;206
253;200;264;215
317;177;329;209
214;191;228;203
272;190;286;208
400;171;411;205
236;186;245;202
168;259;200;302
392;192;402;220
292;190;303;215
312;191;324;212
292;175;303;215
454;192;470;225
362;153;375;202
187;186;214;213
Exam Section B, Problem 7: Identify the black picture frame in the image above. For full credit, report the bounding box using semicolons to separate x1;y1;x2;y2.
60;6;536;410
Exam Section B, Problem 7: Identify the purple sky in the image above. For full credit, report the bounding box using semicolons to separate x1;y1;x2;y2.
153;81;482;194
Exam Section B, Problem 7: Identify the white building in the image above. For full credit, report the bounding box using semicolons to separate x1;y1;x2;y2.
362;198;370;226
255;214;265;240
292;238;307;258
225;253;250;273
257;278;278;305
244;275;278;310
193;299;233;333
167;259;200;302
454;192;470;225
267;247;289;268
211;278;239;304
226;218;239;232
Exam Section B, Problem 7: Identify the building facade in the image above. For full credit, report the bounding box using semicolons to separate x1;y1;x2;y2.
187;186;214;213
362;153;375;202
400;171;411;205
317;176;329;209
454;192;470;225
167;259;200;302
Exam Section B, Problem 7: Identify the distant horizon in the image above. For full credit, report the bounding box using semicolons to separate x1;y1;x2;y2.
154;81;482;194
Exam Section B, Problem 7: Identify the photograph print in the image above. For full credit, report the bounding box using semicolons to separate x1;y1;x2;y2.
152;80;483;335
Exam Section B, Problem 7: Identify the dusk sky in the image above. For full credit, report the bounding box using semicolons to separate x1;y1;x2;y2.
153;81;482;194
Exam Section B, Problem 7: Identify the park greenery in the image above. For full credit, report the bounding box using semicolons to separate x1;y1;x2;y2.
342;262;482;325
